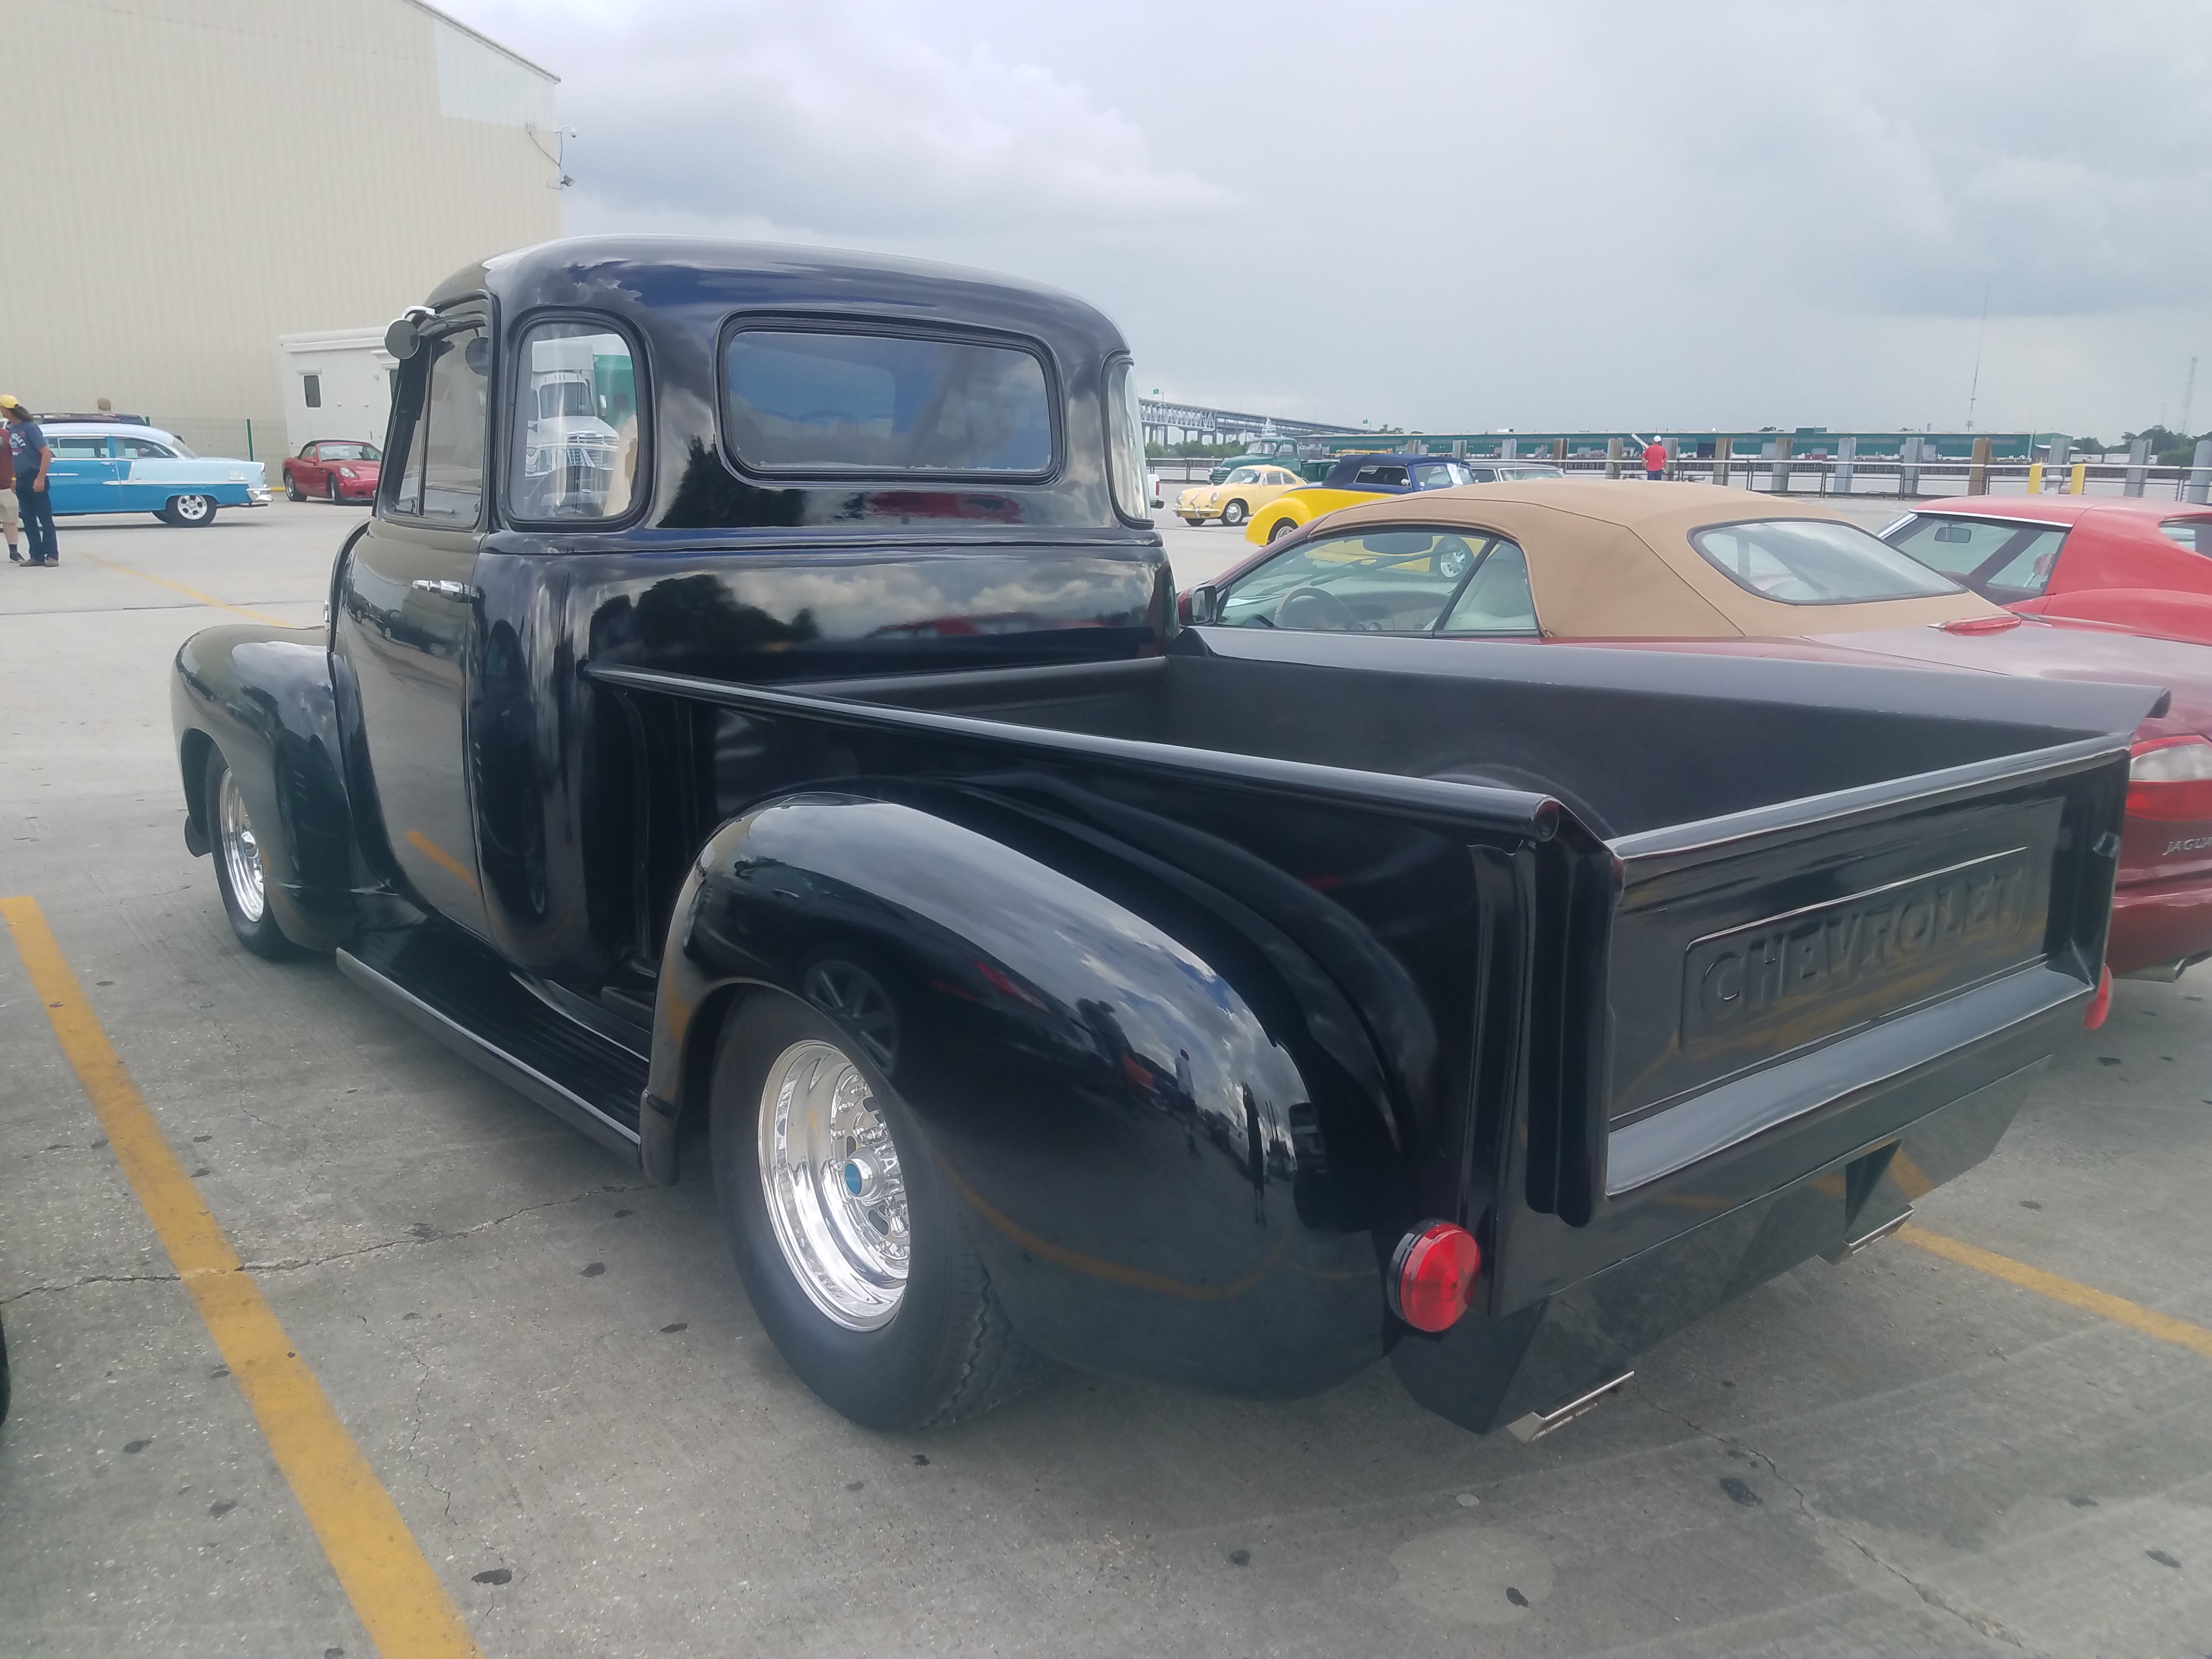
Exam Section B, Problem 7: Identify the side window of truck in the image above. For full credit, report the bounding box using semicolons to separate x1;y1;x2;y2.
391;325;489;526
511;319;643;523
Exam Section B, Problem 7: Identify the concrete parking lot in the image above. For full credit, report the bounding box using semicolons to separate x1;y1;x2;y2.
3;497;2210;1657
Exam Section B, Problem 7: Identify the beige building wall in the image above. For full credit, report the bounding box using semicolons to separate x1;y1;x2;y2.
1;0;562;461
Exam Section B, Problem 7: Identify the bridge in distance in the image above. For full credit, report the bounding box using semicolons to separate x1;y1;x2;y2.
1139;397;1361;447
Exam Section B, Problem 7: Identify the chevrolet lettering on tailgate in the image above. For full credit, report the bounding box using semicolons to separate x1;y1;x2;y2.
1684;849;2038;1044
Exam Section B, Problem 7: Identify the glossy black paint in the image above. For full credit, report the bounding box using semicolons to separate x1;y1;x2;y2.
172;623;375;951
168;238;2165;1429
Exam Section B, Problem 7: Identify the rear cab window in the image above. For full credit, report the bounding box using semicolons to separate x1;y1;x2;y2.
723;326;1054;476
1883;514;2067;602
1695;518;1963;604
1218;527;1538;635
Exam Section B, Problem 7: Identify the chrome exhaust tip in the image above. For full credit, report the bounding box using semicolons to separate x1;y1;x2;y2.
1822;1206;1913;1264
1507;1370;1635;1443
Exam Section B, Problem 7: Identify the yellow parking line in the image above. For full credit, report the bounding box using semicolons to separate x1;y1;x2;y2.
1898;1223;2212;1362
71;550;300;628
0;896;481;1659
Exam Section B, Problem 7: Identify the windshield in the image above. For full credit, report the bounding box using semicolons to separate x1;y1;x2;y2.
1692;518;1962;604
724;328;1053;474
1217;527;1539;634
1883;514;2066;601
320;442;380;462
538;380;594;421
2160;518;2212;556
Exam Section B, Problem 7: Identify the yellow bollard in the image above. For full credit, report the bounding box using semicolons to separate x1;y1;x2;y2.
2027;462;2044;494
2069;462;2087;494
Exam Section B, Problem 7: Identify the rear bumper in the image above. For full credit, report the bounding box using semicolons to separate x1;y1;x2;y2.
1394;1055;2044;1433
2109;871;2212;975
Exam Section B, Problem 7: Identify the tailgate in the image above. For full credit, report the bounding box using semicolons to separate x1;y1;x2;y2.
1488;732;2136;1313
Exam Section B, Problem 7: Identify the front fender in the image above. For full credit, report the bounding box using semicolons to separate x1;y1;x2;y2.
646;786;1404;1397
1245;487;1383;545
172;624;360;950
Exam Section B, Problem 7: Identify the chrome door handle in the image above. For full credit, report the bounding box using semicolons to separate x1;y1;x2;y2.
410;579;478;600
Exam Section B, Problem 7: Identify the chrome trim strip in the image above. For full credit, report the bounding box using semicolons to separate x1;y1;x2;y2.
1508;1370;1635;1442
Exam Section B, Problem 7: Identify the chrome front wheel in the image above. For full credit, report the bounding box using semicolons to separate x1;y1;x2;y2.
756;1039;910;1331
204;747;300;960
217;764;266;923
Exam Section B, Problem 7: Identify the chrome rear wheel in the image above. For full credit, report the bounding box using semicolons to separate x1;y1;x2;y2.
756;1038;910;1331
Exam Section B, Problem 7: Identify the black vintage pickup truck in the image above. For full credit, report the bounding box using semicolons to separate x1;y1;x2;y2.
173;238;2154;1435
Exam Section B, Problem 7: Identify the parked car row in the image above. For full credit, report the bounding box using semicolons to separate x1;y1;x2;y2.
1184;481;2212;983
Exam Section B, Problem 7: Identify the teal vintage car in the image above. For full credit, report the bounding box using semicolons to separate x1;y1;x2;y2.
38;419;269;526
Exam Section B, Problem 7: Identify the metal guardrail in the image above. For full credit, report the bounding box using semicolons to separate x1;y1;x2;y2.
1150;455;2212;503
1565;457;2212;502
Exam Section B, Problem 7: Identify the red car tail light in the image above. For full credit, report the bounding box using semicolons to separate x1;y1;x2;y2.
2127;736;2212;821
1389;1221;1481;1333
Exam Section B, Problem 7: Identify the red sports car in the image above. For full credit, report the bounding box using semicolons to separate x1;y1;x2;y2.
283;440;381;504
1883;494;2212;644
1183;481;2212;983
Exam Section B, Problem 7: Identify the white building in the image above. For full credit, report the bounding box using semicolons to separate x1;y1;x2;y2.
4;0;562;465
278;331;398;459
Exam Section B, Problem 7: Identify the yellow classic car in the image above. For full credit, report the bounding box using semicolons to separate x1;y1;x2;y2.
1176;464;1304;527
1244;453;1504;545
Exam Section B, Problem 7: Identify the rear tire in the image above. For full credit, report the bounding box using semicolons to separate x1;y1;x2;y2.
205;748;301;960
710;994;1043;1429
162;494;218;527
286;473;306;502
1266;517;1298;543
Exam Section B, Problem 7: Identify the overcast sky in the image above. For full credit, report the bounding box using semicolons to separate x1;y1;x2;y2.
447;0;2212;439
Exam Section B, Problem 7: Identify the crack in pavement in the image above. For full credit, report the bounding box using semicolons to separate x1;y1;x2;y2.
239;1182;652;1273
3;1268;182;1303
1644;1397;2041;1656
1;1183;649;1301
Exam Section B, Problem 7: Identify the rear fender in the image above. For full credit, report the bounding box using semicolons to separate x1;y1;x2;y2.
172;623;360;950
645;785;1403;1397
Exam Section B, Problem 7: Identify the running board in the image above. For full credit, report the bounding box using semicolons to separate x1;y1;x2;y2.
336;926;647;1167
1507;1370;1635;1443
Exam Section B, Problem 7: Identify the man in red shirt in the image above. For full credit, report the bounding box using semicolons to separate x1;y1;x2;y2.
1639;436;1668;481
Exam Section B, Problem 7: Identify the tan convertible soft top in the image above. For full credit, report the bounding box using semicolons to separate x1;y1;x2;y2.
1307;480;2005;637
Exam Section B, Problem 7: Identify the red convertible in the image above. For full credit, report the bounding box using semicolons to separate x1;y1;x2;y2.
283;439;381;503
1183;481;2212;984
1884;495;2212;645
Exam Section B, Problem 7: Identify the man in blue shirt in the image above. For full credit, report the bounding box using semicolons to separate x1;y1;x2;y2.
2;397;57;565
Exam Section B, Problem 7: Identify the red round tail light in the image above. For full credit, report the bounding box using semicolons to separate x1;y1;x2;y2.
1390;1221;1482;1333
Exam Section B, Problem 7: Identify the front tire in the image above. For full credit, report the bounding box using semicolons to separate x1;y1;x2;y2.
206;748;300;960
1222;499;1249;527
162;494;218;527
327;476;342;504
710;994;1041;1429
1266;517;1299;543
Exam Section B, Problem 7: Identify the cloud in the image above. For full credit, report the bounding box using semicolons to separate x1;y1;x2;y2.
459;0;1225;240
441;0;2212;435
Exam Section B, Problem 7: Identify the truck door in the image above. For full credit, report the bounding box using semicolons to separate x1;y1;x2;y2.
336;313;494;939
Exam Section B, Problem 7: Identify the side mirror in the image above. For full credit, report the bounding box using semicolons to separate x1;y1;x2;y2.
383;306;434;360
1182;585;1221;625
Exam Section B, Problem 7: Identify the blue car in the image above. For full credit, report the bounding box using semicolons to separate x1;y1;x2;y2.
38;420;270;527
